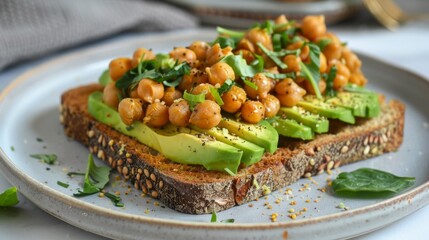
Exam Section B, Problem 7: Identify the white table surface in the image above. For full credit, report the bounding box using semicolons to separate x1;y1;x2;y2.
1;20;429;240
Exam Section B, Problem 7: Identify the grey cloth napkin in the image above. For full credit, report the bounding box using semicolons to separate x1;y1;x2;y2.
0;0;197;71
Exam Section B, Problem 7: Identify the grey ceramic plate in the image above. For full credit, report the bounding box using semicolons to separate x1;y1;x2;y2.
0;30;429;240
163;0;362;27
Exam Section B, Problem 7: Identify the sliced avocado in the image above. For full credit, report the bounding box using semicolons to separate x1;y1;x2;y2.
88;91;242;174
218;118;278;154
273;118;314;140
98;69;112;87
278;106;329;133
327;92;380;118
192;126;265;167
298;96;355;124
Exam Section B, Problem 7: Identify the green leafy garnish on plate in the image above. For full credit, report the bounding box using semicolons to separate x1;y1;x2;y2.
73;154;111;196
332;168;416;198
30;154;57;165
0;186;19;207
210;212;235;223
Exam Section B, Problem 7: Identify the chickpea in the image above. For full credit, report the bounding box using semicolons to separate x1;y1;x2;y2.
169;47;197;64
246;28;273;54
162;87;182;106
275;78;306;107
315;32;341;45
323;41;342;63
206;61;235;86
301;15;327;41
131;48;156;68
234;49;255;64
244;73;271;100
319;52;328;73
188;41;209;61
221;85;247;113
342;47;361;72
178;68;208;92
282;54;301;73
191;83;215;101
329;62;351;90
275;14;288;25
144;102;169;128
240;100;265;124
109;57;132;81
261;94;280;118
189;100;222;129
349;71;368;86
304;79;327;95
236;38;255;53
137;78;164;103
128;87;140;99
103;82;121;109
206;43;233;66
118;98;144;125
265;66;280;91
168;99;191;127
286;41;310;61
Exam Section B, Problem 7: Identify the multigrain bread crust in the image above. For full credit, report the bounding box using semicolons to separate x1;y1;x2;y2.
60;84;405;214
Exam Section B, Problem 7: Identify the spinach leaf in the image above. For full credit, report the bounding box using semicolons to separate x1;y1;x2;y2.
73;154;111;197
332;168;416;198
325;65;337;97
0;186;19;207
30;154;57;165
299;43;322;99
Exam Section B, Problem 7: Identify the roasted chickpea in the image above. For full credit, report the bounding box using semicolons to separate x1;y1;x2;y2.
103;82;121;109
206;43;233;66
275;78;306;107
349;71;368;86
282;54;301;73
191;83;215;101
286;41;310;61
221;85;247;113
319;52;328;73
236;38;255;53
323;41;342;63
178;68;208;92
275;14;288;25
234;49;255;64
304;79;327;95
168;99;191;127
144;102;169;128
118;98;144;125
189;100;222;129
109;57;132;81
128;87;140;99
131;48;156;68
342;47;361;72
329;62;351;90
169;47;197;64
188;41;209;61
137;78;164;103
206;61;235;86
261;94;280;118
240;100;265;124
301;15;327;41
244;73;271;100
246;28;273;54
162;87;182;106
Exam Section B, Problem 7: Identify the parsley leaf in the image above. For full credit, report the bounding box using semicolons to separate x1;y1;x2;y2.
0;186;19;207
30;154;57;165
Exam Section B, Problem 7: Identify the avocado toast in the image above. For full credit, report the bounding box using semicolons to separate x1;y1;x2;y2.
60;15;405;214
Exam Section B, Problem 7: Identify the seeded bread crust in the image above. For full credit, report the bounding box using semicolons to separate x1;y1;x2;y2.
60;84;405;214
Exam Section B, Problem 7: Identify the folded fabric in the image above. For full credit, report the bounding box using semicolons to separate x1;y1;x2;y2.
0;0;198;71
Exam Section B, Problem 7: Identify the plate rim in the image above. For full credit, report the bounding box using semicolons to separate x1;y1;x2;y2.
1;29;429;235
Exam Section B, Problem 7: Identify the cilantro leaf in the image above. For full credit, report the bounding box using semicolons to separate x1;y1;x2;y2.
0;186;19;207
30;154;57;165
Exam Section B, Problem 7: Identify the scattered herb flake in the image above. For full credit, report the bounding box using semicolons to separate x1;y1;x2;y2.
210;212;235;223
36;137;43;142
30;154;57;165
67;172;85;177
104;192;124;207
325;65;337;97
0;186;19;207
57;181;69;188
10;146;15;151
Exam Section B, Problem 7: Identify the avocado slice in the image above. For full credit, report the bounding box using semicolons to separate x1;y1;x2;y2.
88;91;242;174
218;118;278;154
278;106;329;133
273;118;314;140
192;126;265;167
98;69;112;87
298;96;355;124
326;92;380;118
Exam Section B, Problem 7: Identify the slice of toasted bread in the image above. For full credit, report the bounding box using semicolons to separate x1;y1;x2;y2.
60;84;405;214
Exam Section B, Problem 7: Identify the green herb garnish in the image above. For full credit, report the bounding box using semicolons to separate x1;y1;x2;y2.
183;90;205;110
209;86;224;106
263;72;296;80
221;54;263;78
57;181;69;188
73;154;111;196
316;38;331;51
210;212;235;223
104;192;124;207
325;65;337;97
256;42;287;70
10;146;14;151
216;26;245;39
242;78;258;90
343;83;372;93
30;154;57;165
67;172;85;177
36;137;43;142
212;36;238;49
0;186;19;207
223;167;236;176
217;79;234;95
332;168;416;198
299;43;322;99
